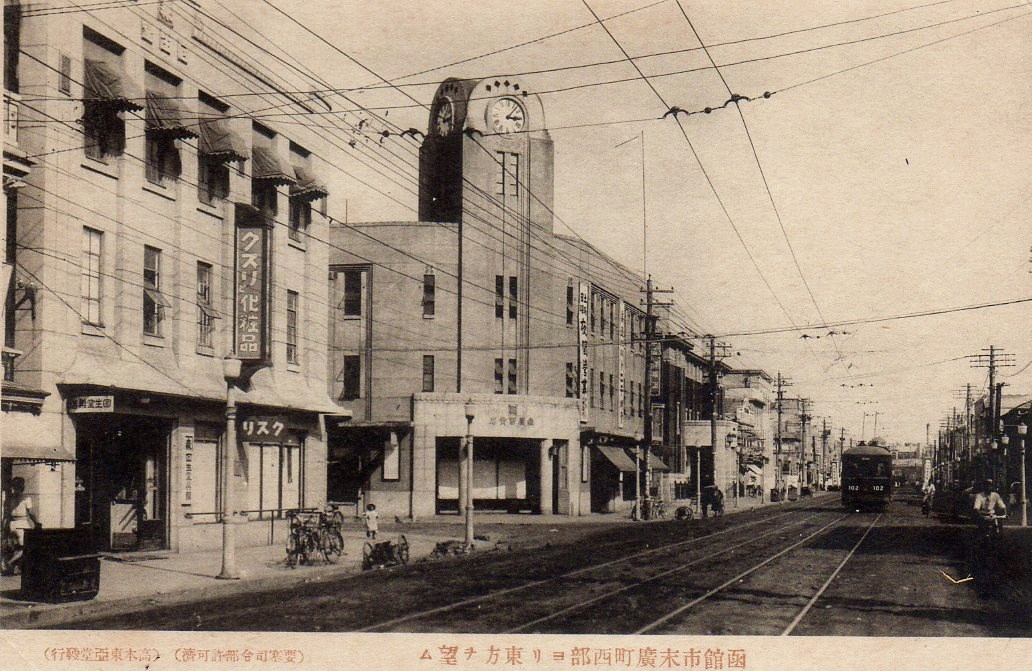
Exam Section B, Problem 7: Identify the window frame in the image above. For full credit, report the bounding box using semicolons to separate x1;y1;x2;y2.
422;354;435;392
422;273;436;318
142;245;166;336
340;354;361;401
81;227;103;326
196;261;215;349
342;269;362;317
286;289;299;365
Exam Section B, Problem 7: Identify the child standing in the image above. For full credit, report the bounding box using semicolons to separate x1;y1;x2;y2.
363;503;379;540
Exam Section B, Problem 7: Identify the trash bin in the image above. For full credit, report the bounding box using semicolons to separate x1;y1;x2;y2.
20;528;100;603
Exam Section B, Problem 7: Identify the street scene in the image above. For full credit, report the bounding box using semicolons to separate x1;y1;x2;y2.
1;0;1030;664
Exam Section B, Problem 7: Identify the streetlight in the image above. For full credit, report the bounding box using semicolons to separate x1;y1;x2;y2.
217;356;242;580
1019;421;1028;527
463;400;475;547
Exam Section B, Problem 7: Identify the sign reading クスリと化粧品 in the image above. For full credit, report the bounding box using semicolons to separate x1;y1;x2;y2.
235;211;268;362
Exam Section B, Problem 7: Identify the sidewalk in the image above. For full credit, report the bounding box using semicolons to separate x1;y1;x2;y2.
1;495;781;630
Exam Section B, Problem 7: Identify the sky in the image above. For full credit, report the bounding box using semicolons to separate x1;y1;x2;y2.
222;0;1031;444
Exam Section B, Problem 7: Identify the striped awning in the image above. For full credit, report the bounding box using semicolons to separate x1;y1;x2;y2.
145;90;198;140
252;146;296;185
199;116;249;163
290;165;329;201
83;57;144;112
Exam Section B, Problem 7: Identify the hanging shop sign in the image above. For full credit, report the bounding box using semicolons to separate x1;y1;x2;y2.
67;395;114;413
577;281;589;417
234;204;269;362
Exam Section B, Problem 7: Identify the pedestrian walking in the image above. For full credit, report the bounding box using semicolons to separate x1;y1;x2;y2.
363;503;379;540
2;477;40;575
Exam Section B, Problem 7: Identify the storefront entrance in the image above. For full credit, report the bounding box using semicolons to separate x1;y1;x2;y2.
74;416;171;551
435;437;541;514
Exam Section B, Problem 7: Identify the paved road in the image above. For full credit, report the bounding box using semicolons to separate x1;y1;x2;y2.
56;495;1031;635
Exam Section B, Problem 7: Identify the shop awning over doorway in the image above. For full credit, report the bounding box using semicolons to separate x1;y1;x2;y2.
645;452;670;471
596;445;637;473
1;410;75;462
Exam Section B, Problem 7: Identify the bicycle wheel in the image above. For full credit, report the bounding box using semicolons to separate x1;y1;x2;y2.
362;541;374;570
285;531;300;568
323;529;345;562
299;530;316;566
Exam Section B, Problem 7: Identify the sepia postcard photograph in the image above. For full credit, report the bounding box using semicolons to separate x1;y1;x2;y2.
1;1;1030;669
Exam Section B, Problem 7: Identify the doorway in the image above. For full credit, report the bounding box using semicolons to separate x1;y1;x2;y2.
75;416;171;551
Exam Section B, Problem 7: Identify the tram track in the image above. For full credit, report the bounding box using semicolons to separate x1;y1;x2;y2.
360;499;830;632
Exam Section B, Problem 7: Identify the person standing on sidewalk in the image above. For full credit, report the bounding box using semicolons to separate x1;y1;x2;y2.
2;477;40;575
363;503;379;540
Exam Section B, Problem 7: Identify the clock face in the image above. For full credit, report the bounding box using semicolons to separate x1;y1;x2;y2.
489;98;525;134
434;98;454;136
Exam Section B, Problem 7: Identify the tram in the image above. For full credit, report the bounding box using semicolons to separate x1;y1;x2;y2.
841;442;893;510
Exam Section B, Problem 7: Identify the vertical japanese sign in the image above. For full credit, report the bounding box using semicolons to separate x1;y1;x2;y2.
235;210;268;361
618;303;626;429
182;432;194;504
649;340;662;399
577;282;589;417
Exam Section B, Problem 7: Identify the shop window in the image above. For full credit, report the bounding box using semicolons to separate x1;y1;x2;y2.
340;355;360;400
342;269;362;317
246;442;302;519
422;355;435;392
142;245;169;336
565;363;576;398
494;358;504;394
81;226;103;325
495;275;504;319
422;273;435;317
286;290;299;364
196;261;218;349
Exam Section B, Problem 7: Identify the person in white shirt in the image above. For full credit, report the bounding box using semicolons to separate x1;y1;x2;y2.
972;479;1007;525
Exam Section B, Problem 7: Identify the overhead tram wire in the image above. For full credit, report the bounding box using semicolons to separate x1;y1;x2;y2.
27;0;972;103
674;1;847;367
577;0;828;375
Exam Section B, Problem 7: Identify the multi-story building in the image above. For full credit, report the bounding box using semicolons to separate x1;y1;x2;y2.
327;76;678;518
722;369;775;497
2;2;342;552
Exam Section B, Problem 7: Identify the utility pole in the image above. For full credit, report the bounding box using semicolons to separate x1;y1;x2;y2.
799;399;810;489
775;373;792;500
703;336;732;506
642;277;673;518
821;418;829;490
970;347;1015;483
839;427;846;487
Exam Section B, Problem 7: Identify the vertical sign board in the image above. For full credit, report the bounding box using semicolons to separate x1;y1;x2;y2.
618;303;626;429
649;340;662;399
235;211;268;361
577;282;589;418
182;432;194;505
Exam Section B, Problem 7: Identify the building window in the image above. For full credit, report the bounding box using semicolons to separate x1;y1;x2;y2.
565;363;576;398
495;275;504;319
198;155;230;205
638;382;644;417
196;261;217;348
288;197;311;242
590;293;596;332
508;358;517;394
142;246;168;336
286;290;299;364
494;358;504;394
630;387;636;417
81;227;103;325
589;367;595;408
252;180;277;214
566;282;574;326
422;273;435;317
609;373;615;412
342;269;362;316
599;297;606;338
145;129;180;184
609;302;615;340
340;355;360;400
144;63;188;185
599;371;606;410
508;276;517;320
422;355;435;392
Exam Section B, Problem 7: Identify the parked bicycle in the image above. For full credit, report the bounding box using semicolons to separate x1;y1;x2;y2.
285;507;345;568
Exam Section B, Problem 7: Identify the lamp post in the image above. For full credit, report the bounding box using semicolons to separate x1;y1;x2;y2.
463;400;475;547
1019;421;1028;527
217;356;242;580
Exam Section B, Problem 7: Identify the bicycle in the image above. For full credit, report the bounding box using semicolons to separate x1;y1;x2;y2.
285;509;344;567
320;506;345;563
972;513;1006;597
675;497;699;521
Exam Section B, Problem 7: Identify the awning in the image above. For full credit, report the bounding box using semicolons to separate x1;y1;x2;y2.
290;165;329;201
144;286;171;308
252;146;296;186
199;116;250;163
83;57;144;112
646;452;670;471
596;445;637;473
145;90;198;140
198;304;222;320
1;411;76;462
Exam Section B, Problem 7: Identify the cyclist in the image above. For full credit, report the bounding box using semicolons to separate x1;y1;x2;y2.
921;480;935;516
972;479;1007;526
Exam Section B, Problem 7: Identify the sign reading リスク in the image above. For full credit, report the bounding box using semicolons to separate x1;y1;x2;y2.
235;221;267;361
